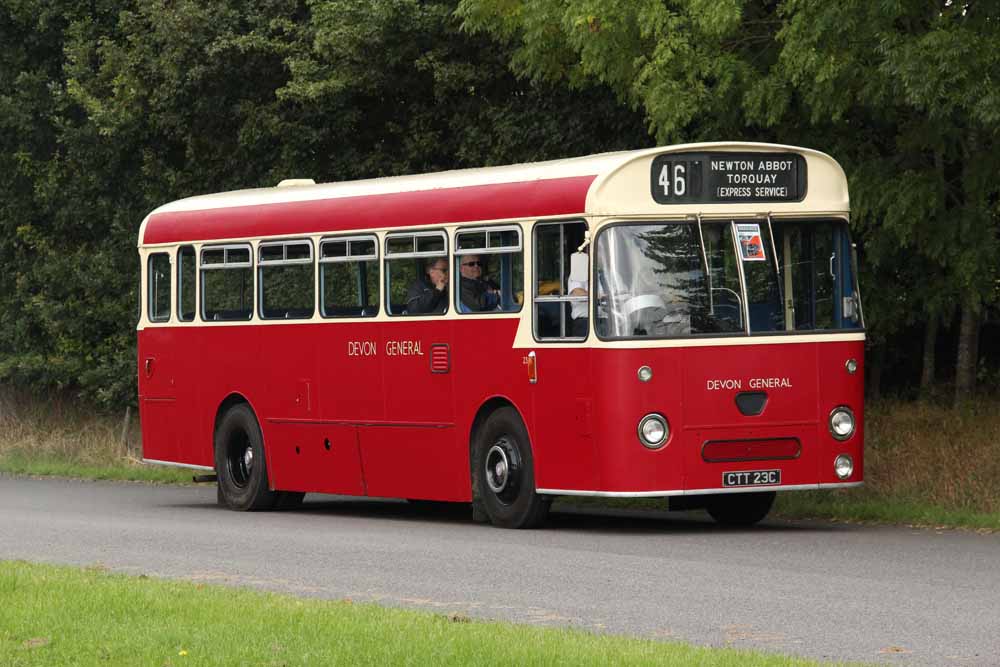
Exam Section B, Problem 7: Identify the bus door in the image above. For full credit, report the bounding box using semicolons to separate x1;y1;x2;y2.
529;221;598;491
361;231;462;501
139;251;180;463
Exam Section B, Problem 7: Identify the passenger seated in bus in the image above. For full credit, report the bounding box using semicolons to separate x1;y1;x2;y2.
406;258;448;314
458;254;500;312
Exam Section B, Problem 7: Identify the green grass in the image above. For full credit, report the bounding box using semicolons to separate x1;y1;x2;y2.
774;491;1000;531
0;561;844;667
0;453;193;484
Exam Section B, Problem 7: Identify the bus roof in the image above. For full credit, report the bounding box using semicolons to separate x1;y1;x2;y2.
139;142;848;246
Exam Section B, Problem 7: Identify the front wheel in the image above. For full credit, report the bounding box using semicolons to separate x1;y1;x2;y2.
706;491;776;526
214;403;278;511
472;407;550;529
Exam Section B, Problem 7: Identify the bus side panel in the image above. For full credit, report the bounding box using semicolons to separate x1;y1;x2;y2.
265;422;365;495
361;319;465;501
319;321;385;423
255;323;367;495
138;328;179;464
188;324;264;469
452;318;530;501
529;347;599;492
591;348;685;493
816;340;865;483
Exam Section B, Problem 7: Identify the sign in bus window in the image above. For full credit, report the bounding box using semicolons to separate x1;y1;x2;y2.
455;226;523;313
534;221;588;339
200;244;253;321
320;236;379;318
148;252;171;323
258;241;314;320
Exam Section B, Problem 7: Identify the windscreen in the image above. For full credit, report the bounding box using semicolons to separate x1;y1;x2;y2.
595;220;862;339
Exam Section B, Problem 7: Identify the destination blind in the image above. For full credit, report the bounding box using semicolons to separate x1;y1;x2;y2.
650;152;806;204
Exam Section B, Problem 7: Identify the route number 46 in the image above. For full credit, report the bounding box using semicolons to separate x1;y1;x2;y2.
658;162;687;197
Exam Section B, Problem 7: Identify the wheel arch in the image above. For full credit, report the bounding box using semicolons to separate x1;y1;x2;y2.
468;396;530;460
213;392;273;489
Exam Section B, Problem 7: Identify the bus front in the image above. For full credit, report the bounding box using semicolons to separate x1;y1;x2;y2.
587;145;863;524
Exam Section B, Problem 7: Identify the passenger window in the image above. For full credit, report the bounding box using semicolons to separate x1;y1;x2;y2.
455;226;523;313
320;236;379;317
177;245;196;322
385;231;448;316
258;240;315;319
148;252;171;323
201;245;253;321
534;221;588;339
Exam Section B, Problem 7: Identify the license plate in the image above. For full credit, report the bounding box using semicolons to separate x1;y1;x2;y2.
722;469;781;487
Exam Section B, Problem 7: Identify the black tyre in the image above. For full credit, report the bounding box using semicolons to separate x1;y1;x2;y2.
706;491;776;526
472;407;550;529
214;403;278;511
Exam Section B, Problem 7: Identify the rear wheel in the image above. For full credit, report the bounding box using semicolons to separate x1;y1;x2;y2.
214;403;278;511
706;491;776;526
472;407;550;529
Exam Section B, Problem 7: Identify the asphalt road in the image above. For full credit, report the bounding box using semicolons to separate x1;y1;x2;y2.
2;475;998;665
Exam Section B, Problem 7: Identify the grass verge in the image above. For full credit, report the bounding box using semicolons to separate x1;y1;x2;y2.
0;561;846;667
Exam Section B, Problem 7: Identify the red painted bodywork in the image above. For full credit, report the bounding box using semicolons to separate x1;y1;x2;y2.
138;174;865;500
139;319;864;499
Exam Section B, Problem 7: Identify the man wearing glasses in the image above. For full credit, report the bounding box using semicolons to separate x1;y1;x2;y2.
458;254;500;312
406;257;449;314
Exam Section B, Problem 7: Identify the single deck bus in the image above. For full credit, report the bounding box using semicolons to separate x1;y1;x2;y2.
138;142;864;528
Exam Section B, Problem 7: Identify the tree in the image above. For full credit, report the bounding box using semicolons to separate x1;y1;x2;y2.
459;0;1000;401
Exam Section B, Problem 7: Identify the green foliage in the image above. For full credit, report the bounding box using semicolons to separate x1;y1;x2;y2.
0;0;648;410
460;0;1000;394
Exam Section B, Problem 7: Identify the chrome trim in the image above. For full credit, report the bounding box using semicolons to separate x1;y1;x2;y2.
536;481;864;497
141;458;214;471
828;405;856;441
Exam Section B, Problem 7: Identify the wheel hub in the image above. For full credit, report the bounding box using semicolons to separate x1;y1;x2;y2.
486;444;509;493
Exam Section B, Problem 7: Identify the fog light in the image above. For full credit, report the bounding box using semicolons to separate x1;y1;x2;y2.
829;406;856;440
638;414;668;449
637;365;653;382
834;454;854;480
845;358;857;374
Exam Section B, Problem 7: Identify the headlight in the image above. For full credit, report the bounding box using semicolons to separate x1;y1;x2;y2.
834;454;854;480
638;414;668;449
829;406;856;440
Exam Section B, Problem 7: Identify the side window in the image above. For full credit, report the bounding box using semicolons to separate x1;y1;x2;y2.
534;221;588;339
320;236;379;317
258;240;315;320
148;252;171;323
385;231;448;316
455;226;523;314
177;245;196;322
201;245;253;321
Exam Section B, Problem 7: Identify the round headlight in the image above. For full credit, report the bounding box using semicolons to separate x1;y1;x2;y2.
637;365;653;383
829;407;856;440
638;414;668;449
834;454;854;480
845;358;858;374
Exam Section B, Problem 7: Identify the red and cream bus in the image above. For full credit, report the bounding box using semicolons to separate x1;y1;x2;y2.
138;142;864;528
